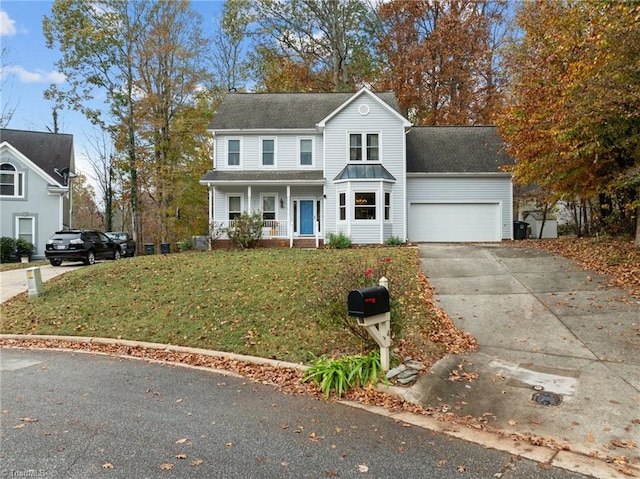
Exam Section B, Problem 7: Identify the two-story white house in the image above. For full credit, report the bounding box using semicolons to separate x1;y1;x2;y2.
0;129;75;259
200;88;514;246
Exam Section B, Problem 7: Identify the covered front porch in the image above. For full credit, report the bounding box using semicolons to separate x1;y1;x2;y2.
200;170;326;248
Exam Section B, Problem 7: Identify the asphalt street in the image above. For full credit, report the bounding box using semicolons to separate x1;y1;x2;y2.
0;348;591;479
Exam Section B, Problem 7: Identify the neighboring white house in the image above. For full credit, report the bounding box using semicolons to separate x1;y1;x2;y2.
523;210;559;239
200;88;514;246
0;129;75;259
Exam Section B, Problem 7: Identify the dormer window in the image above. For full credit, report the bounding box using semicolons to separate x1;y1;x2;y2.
0;163;24;198
349;133;379;162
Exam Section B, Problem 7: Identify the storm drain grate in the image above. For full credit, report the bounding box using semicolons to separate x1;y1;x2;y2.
532;391;562;406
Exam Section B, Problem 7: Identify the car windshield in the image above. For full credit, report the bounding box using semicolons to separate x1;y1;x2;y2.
107;233;125;240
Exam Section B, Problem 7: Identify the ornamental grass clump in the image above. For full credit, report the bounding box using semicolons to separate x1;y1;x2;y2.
301;350;386;399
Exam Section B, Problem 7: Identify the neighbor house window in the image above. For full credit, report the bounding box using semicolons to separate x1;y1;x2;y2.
384;192;390;220
228;139;240;166
354;192;376;220
338;192;346;221
262;195;276;220
262;138;275;166
17;217;35;250
349;133;379;161
228;195;241;220
0;163;24;197
299;138;312;166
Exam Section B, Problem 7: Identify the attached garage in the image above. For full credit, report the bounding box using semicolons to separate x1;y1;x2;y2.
409;202;501;242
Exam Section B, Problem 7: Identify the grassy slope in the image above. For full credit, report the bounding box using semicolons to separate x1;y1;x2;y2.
0;248;441;364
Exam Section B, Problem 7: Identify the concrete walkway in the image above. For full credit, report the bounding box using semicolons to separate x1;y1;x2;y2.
0;263;82;303
405;244;640;475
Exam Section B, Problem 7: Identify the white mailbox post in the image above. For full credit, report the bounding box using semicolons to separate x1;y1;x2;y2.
347;277;391;372
25;267;43;297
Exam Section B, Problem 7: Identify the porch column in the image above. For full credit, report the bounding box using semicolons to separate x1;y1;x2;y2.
287;185;292;247
379;182;384;244
209;186;214;226
247;186;252;214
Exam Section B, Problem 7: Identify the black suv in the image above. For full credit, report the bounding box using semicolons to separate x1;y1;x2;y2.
45;229;121;266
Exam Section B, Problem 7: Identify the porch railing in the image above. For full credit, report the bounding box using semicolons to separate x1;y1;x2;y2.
219;219;289;239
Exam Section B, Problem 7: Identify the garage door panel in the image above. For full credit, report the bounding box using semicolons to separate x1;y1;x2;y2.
409;203;500;242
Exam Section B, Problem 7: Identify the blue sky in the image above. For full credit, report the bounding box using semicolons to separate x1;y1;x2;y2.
1;0;224;181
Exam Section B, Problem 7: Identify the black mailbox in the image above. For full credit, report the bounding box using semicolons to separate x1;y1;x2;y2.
348;286;390;318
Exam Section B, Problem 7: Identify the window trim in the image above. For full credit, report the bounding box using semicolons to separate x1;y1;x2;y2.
226;138;242;168
298;137;314;167
227;194;243;220
260;193;277;221
16;216;35;253
260;137;277;168
0;162;25;198
384;191;391;221
354;191;377;221
347;132;380;163
338;192;346;222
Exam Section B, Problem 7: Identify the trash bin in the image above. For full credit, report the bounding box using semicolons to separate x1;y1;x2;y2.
513;221;529;240
160;243;170;254
144;243;155;255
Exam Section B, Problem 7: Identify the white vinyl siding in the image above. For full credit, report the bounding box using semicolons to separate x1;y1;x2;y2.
324;94;407;244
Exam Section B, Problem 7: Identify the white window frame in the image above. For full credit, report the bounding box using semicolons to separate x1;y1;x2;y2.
338;192;347;222
227;194;243;220
347;132;380;162
384;191;391;221
260;193;277;221
16;216;35;246
0;162;25;198
354;191;377;221
226;138;242;168
298;137;314;167
260;137;277;168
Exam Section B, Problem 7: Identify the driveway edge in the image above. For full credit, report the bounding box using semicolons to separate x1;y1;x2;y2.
2;334;636;479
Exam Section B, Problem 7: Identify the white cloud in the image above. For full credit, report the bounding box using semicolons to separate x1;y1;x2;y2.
0;11;17;37
1;65;66;84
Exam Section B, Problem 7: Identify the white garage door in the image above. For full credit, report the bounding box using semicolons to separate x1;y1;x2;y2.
409;203;501;242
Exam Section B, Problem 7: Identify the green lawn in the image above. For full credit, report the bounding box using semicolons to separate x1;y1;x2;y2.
0;248;442;364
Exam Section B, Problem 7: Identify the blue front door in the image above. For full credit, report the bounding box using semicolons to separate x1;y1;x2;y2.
300;200;314;235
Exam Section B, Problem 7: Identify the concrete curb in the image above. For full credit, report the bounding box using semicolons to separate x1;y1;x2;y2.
1;334;636;479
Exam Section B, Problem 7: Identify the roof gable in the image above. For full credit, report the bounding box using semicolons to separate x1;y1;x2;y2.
0;128;74;184
209;89;405;131
406;126;514;174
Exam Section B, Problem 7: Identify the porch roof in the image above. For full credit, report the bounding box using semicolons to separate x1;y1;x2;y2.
333;164;396;181
200;169;325;185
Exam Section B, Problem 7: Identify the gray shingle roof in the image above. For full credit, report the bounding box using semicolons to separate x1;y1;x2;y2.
201;169;325;183
406;126;513;173
0;128;74;183
210;91;402;130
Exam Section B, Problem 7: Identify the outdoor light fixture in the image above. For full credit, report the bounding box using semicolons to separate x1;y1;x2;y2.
280;198;285;208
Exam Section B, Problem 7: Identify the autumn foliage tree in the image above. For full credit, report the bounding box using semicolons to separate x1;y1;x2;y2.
497;0;640;246
374;0;508;125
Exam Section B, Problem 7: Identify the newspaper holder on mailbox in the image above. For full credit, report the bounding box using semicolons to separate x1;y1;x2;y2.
347;278;391;371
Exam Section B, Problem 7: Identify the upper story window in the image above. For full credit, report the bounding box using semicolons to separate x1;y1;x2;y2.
0;163;24;198
299;138;313;166
227;139;240;166
261;138;275;166
349;133;379;162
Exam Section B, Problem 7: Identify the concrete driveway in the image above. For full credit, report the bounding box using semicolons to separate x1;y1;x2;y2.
406;244;640;472
0;263;80;303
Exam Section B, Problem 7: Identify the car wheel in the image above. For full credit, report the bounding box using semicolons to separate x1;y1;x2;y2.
113;249;121;260
50;259;62;266
84;251;96;265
